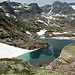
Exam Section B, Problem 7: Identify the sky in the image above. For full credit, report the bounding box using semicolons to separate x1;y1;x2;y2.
0;0;75;6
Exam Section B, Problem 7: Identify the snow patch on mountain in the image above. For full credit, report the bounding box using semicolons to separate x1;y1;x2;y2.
37;29;47;35
26;31;32;35
47;5;53;16
12;15;16;18
14;10;20;12
18;5;22;8
37;20;48;25
0;6;2;8
71;17;74;19
52;37;75;39
53;32;68;35
70;5;75;10
47;7;51;10
5;13;10;17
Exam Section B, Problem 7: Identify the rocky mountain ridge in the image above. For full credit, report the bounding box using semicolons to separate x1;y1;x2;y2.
42;1;75;14
0;5;49;50
0;1;75;33
41;1;75;35
0;1;75;34
0;1;75;49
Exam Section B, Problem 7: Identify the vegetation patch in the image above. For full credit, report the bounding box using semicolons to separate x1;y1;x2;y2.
64;43;75;53
35;71;63;75
0;58;35;75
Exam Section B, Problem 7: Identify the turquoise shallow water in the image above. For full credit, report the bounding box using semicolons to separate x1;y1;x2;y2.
18;48;54;66
18;36;75;66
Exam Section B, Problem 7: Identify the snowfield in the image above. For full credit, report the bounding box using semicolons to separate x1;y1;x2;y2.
70;5;75;10
26;31;32;35
0;43;34;59
53;32;68;35
52;37;75;40
37;29;47;35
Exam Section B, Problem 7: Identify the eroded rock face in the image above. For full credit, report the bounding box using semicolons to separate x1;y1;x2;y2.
44;44;75;75
0;36;49;50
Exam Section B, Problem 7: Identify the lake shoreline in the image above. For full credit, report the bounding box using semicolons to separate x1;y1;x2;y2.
0;42;37;59
18;36;75;67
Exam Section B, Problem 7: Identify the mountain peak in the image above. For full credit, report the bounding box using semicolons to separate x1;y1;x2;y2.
53;1;62;5
28;3;42;14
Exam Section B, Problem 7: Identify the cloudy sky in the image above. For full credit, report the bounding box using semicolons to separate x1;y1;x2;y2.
0;0;75;6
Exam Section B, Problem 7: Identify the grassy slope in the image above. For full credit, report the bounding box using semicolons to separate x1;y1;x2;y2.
63;43;75;53
0;58;35;75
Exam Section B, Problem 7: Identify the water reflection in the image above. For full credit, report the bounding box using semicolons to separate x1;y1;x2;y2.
28;48;54;66
29;49;42;59
18;48;54;66
29;48;52;59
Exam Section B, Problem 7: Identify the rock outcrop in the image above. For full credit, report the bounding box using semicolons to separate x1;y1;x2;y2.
48;1;75;14
0;58;63;75
0;36;49;50
28;3;42;14
44;44;75;75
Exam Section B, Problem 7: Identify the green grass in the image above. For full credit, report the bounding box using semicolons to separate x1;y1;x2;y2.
69;43;75;46
65;46;75;53
35;71;63;75
64;43;75;53
0;58;35;75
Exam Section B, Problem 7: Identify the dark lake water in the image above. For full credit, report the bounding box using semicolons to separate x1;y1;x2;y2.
18;36;75;66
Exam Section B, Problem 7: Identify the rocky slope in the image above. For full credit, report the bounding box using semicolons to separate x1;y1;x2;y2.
41;1;75;35
0;7;49;50
0;58;35;75
41;5;51;13
44;44;75;75
0;36;49;50
49;1;75;14
0;58;63;75
0;1;43;32
0;1;75;36
41;1;75;14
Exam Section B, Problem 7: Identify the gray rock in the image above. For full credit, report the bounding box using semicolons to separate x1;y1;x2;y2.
43;44;75;75
0;36;49;50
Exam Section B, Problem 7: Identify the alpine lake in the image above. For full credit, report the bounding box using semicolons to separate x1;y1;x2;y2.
18;35;75;66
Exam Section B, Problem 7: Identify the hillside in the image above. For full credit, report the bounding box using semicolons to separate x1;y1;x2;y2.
0;6;49;50
0;58;35;75
0;1;75;36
